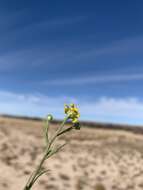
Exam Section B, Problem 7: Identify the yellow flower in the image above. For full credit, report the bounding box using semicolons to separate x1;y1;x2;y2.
64;103;80;123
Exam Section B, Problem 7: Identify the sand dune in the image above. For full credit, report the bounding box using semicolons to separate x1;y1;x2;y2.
0;116;143;190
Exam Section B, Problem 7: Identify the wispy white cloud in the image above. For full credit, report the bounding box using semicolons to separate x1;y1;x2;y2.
0;90;143;125
0;14;87;71
72;35;143;61
32;15;87;28
0;34;143;72
34;35;143;68
43;73;143;85
80;97;143;119
0;15;86;42
95;35;143;56
0;91;77;118
79;97;143;126
0;49;35;71
0;47;79;71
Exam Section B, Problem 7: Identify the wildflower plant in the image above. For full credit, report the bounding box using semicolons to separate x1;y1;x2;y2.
23;104;80;190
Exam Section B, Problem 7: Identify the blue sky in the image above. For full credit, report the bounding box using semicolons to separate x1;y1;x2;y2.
0;0;143;125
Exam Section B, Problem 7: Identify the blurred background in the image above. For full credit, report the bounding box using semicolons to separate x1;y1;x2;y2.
0;0;143;125
0;0;143;189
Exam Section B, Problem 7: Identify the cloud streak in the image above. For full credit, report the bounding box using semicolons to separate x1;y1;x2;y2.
0;33;143;72
0;91;77;118
43;73;143;85
0;90;143;125
0;15;87;43
94;35;143;57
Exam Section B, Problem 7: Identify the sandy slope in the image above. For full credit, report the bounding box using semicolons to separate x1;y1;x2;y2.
0;117;143;190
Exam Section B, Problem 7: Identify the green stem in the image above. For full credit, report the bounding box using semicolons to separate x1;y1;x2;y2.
44;119;50;145
23;149;50;190
57;126;73;136
47;116;69;149
23;116;69;190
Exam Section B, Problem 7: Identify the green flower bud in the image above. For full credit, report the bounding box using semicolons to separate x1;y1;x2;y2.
47;114;53;121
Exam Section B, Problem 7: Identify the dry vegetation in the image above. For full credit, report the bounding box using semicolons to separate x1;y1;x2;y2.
0;116;143;190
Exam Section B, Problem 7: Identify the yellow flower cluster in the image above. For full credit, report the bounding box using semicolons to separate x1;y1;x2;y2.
64;103;80;123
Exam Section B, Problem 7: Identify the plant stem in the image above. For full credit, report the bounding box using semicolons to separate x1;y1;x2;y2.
23;149;49;190
23;116;69;190
46;116;69;150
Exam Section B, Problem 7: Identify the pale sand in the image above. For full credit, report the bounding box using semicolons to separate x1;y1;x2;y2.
0;116;143;190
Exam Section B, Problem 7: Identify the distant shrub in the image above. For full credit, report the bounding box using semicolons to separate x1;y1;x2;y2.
94;183;106;190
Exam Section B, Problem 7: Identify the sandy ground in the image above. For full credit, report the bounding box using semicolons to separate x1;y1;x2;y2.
0;117;143;190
